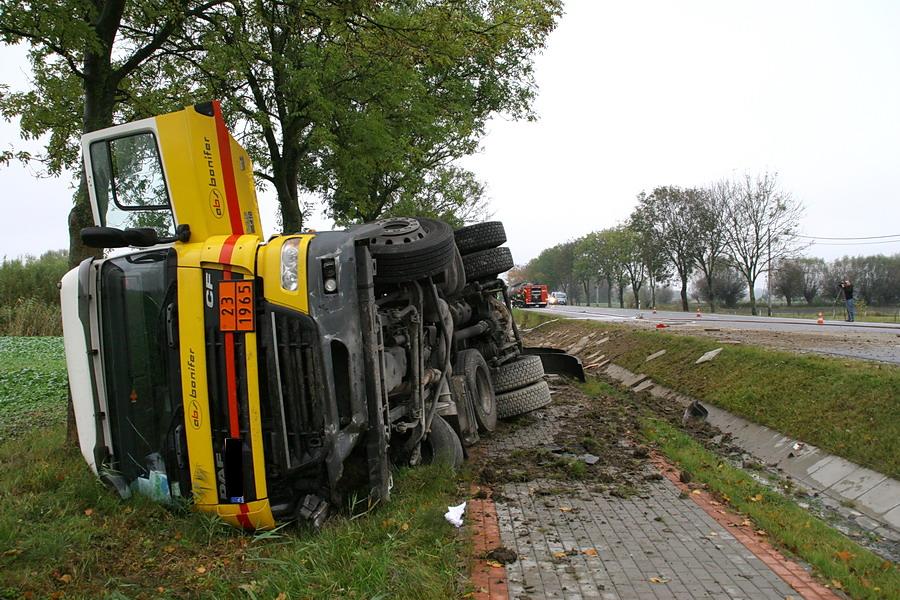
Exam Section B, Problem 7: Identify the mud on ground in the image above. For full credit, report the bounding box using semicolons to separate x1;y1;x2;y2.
474;375;733;500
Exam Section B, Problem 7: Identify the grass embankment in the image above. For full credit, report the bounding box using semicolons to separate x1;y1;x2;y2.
643;417;900;600
516;310;900;480
0;338;467;599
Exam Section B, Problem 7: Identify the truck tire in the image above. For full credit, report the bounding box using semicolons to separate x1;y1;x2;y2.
422;414;464;470
454;349;497;433
454;221;507;255
491;354;545;394
462;246;514;281
437;247;466;298
368;217;456;284
497;380;552;419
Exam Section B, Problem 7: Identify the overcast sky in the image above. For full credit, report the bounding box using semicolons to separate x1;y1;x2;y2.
2;0;900;265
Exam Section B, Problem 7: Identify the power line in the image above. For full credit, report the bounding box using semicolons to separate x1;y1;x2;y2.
797;233;900;240
809;239;900;246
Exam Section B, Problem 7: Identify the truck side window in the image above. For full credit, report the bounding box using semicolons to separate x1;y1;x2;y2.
89;132;176;237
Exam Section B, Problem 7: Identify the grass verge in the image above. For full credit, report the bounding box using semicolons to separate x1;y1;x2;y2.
516;311;900;479
643;417;899;600
1;338;468;598
0;425;466;599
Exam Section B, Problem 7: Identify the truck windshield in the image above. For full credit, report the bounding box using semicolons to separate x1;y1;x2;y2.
99;249;180;496
89;132;176;237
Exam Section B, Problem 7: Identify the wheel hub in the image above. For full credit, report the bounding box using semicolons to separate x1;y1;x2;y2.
369;217;427;246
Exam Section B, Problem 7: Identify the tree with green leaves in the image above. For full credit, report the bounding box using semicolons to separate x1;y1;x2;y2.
198;0;561;230
637;186;701;311
0;0;223;267
613;225;645;308
796;257;826;304
629;205;672;309
773;259;805;306
527;241;576;296
1;0;223;445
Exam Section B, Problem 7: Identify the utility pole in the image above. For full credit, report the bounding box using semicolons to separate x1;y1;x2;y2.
767;224;773;317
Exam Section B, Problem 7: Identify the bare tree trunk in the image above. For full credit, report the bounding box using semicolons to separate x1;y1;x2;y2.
748;285;758;315
706;274;717;313
273;159;304;233
680;276;689;311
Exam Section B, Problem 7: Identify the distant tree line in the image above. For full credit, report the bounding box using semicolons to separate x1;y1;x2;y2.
0;251;68;335
514;171;811;315
773;255;900;306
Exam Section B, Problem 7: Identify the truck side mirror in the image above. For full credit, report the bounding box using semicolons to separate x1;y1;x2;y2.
81;226;158;248
81;226;130;248
81;224;190;248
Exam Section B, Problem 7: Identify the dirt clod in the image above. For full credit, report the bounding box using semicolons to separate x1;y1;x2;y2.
482;546;518;564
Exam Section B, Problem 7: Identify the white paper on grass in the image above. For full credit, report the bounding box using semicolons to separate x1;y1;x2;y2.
444;501;466;527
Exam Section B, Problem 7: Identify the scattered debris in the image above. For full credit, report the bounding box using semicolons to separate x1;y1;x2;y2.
645;349;667;362
568;335;593;355
482;546;518;564
520;318;560;333
695;347;724;364
682;400;709;425
579;453;600;465
444;502;466;527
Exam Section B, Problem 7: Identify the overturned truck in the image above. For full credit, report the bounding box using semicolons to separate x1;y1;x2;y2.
60;101;582;530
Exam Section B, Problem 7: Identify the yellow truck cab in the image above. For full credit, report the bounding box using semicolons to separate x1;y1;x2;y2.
61;101;569;530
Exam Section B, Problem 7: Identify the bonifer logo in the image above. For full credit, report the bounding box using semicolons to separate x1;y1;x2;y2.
209;188;224;219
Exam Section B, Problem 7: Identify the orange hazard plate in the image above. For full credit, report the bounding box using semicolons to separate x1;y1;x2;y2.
219;280;255;332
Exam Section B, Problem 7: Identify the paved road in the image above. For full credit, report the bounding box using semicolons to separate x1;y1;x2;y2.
530;305;900;335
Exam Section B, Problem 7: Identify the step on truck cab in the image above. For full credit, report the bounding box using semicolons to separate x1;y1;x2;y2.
60;101;553;530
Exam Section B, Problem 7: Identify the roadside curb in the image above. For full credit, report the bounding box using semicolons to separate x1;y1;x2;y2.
651;452;843;600
468;487;509;600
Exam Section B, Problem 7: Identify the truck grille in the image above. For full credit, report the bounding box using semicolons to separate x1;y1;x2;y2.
257;308;326;492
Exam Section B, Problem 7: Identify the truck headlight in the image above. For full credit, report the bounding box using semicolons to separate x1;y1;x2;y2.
280;238;300;291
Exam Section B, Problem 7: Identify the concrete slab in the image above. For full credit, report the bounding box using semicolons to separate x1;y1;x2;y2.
885;506;900;531
852;478;900;515
568;335;593;355
632;379;655;393
804;457;860;490
695;347;723;364
621;372;648;388
604;364;631;383
648;385;671;400
825;467;886;502
644;349;667;362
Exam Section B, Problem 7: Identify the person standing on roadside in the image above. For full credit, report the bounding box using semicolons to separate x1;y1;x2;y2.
839;279;855;322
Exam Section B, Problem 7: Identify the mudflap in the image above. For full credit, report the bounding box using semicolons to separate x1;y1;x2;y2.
443;374;480;448
522;347;586;382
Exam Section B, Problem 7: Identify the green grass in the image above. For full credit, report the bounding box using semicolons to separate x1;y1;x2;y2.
643;418;900;600
0;338;468;599
517;312;900;480
0;426;465;599
0;337;68;441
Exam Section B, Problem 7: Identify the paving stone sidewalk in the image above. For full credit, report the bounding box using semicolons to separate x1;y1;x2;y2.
496;477;798;599
480;391;837;600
